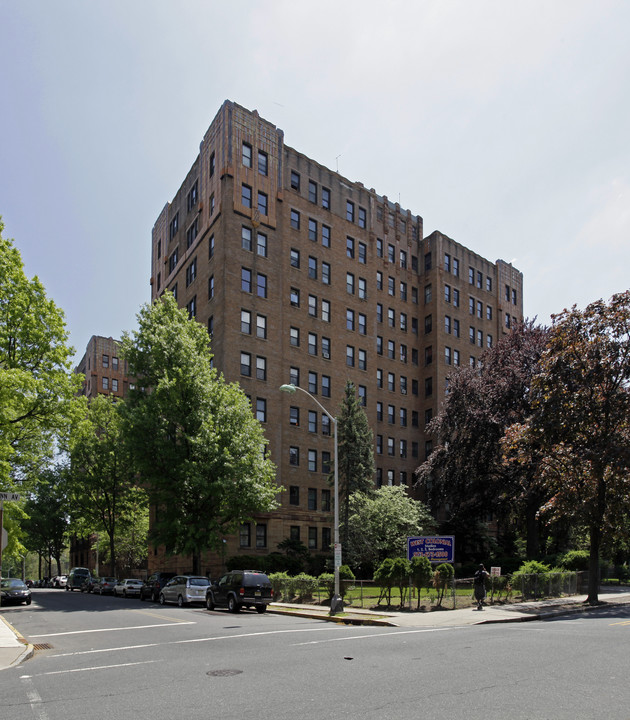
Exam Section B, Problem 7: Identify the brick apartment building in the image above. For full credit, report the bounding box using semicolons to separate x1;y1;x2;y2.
74;335;132;400
149;100;524;576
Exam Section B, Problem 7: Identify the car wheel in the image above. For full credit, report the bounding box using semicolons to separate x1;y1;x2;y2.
205;594;215;611
123;590;127;598
228;595;240;613
159;593;166;605
177;595;185;608
26;598;32;605
152;591;159;603
256;605;267;614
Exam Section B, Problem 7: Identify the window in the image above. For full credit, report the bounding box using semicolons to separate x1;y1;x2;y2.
322;224;331;247
388;307;395;327
256;314;267;339
321;489;331;511
425;377;433;397
290;248;300;267
358;313;367;335
388;437;395;455
240;352;251;376
346;236;355;258
399;343;407;364
308;527;317;549
400;249;407;268
241;226;252;251
112;379;118;392
453;288;460;307
388;244;395;263
257;273;267;298
486;276;492;292
358;277;367;299
169;248;178;274
388;372;395;391
358;206;366;228
453;319;460;337
454;349;460;366
358;242;367;264
445;284;451;303
290;525;300;541
400;282;407;301
377;368;383;388
256;398;266;422
241;267;252;293
400;312;407;332
388;277;395;296
290;406;299;427
322;415;331;436
308;294;317;317
444;253;451;272
256;356;266;381
512;288;518;305
445;346;452;365
290;327;299;346
346;200;355;222
322;187;330;209
308;410;317;433
322;262;331;284
377;303;383;323
187;296;196;319
308;487;317;510
376;271;383;290
242;142;252;168
209;152;215;177
308;333;317;355
400;375;407;395
425;346;433;366
241;309;251;334
186;218;198;248
289;367;299;386
308;451;317;473
424;252;432;271
258;150;268;176
321;299;330;322
257;191;268;215
358;348;367;371
289;486;300;505
240;523;251;548
425;314;432;334
358;384;366;406
346;345;355;367
322;375;331;397
308;371;317;394
376;402;383;421
469;297;475;315
308;256;317;279
388;340;395;359
112;357;119;370
290;171;300;191
477;300;483;319
346;309;355;331
209;234;214;258
477;271;483;289
256;524;267;548
102;376;109;390
102;354;109;368
453;258;459;276
487;305;493;321
376;435;383;455
256;233;267;257
241;184;252;208
290;209;300;229
308;180;317;204
308;218;317;242
321;336;330;358
346;272;355;294
169;212;179;240
377;238;383;257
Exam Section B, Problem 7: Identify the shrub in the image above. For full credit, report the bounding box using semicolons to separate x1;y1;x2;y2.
268;572;291;601
319;566;354;600
291;573;318;602
558;550;590;571
432;563;454;607
410;555;433;609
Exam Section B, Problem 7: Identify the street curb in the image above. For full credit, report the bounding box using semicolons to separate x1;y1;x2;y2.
474;598;630;625
267;608;397;626
0;615;34;667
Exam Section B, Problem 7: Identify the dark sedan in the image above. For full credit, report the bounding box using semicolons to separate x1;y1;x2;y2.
1;578;32;606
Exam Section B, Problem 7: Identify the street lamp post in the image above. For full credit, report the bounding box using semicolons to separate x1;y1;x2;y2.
280;383;343;615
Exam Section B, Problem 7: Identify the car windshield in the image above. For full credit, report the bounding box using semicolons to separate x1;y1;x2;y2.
1;579;25;589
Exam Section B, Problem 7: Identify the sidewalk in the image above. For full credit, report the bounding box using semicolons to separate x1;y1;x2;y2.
2;589;629;671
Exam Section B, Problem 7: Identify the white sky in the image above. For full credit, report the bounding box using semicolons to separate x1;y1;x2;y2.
1;0;629;361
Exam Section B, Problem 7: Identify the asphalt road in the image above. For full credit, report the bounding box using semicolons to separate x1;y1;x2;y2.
2;588;629;719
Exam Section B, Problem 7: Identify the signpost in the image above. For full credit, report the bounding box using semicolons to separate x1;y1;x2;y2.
0;493;22;579
407;536;455;563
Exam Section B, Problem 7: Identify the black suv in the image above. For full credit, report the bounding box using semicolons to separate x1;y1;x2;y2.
206;570;272;613
139;572;176;602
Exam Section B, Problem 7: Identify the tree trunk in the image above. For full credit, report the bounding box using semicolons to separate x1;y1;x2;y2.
587;523;600;604
110;535;116;577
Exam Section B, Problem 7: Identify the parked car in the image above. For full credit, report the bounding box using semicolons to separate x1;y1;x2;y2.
139;572;176;603
205;571;272;613
81;576;99;593
56;575;68;588
160;575;211;607
94;577;118;595
66;567;91;591
1;578;32;606
114;579;143;598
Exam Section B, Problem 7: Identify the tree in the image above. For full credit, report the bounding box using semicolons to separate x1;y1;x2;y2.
508;292;630;604
345;485;436;572
68;395;146;576
0;220;82;488
336;381;376;548
22;466;70;578
416;321;549;559
410;555;433;609
121;293;279;573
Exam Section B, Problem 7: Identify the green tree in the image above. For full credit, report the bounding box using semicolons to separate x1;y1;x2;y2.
432;562;455;607
68;395;146;576
0;220;82;488
410;555;433;609
416;321;549;560
336;381;376;548
345;485;436;572
22;466;70;578
121;293;279;573
508;292;630;604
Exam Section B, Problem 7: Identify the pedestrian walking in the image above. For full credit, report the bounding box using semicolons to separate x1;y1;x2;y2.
473;564;489;610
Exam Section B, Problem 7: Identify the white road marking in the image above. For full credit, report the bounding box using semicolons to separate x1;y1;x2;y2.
20;660;159;678
292;626;465;645
28;621;196;638
22;677;50;720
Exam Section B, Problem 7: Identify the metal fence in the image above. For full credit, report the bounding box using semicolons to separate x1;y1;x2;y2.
270;571;585;611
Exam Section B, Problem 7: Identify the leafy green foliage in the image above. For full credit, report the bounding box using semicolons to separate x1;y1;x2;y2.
121;293;279;569
558;550;590;571
432;563;454;607
0;220;82;487
508;292;630;603
410;555;433;609
336;381;376;548
345;485;435;572
417;321;549;559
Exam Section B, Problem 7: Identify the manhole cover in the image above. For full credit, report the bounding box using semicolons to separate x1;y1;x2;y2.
207;669;243;677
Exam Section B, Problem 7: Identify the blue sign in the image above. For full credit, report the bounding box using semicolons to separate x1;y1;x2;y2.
407;536;455;564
